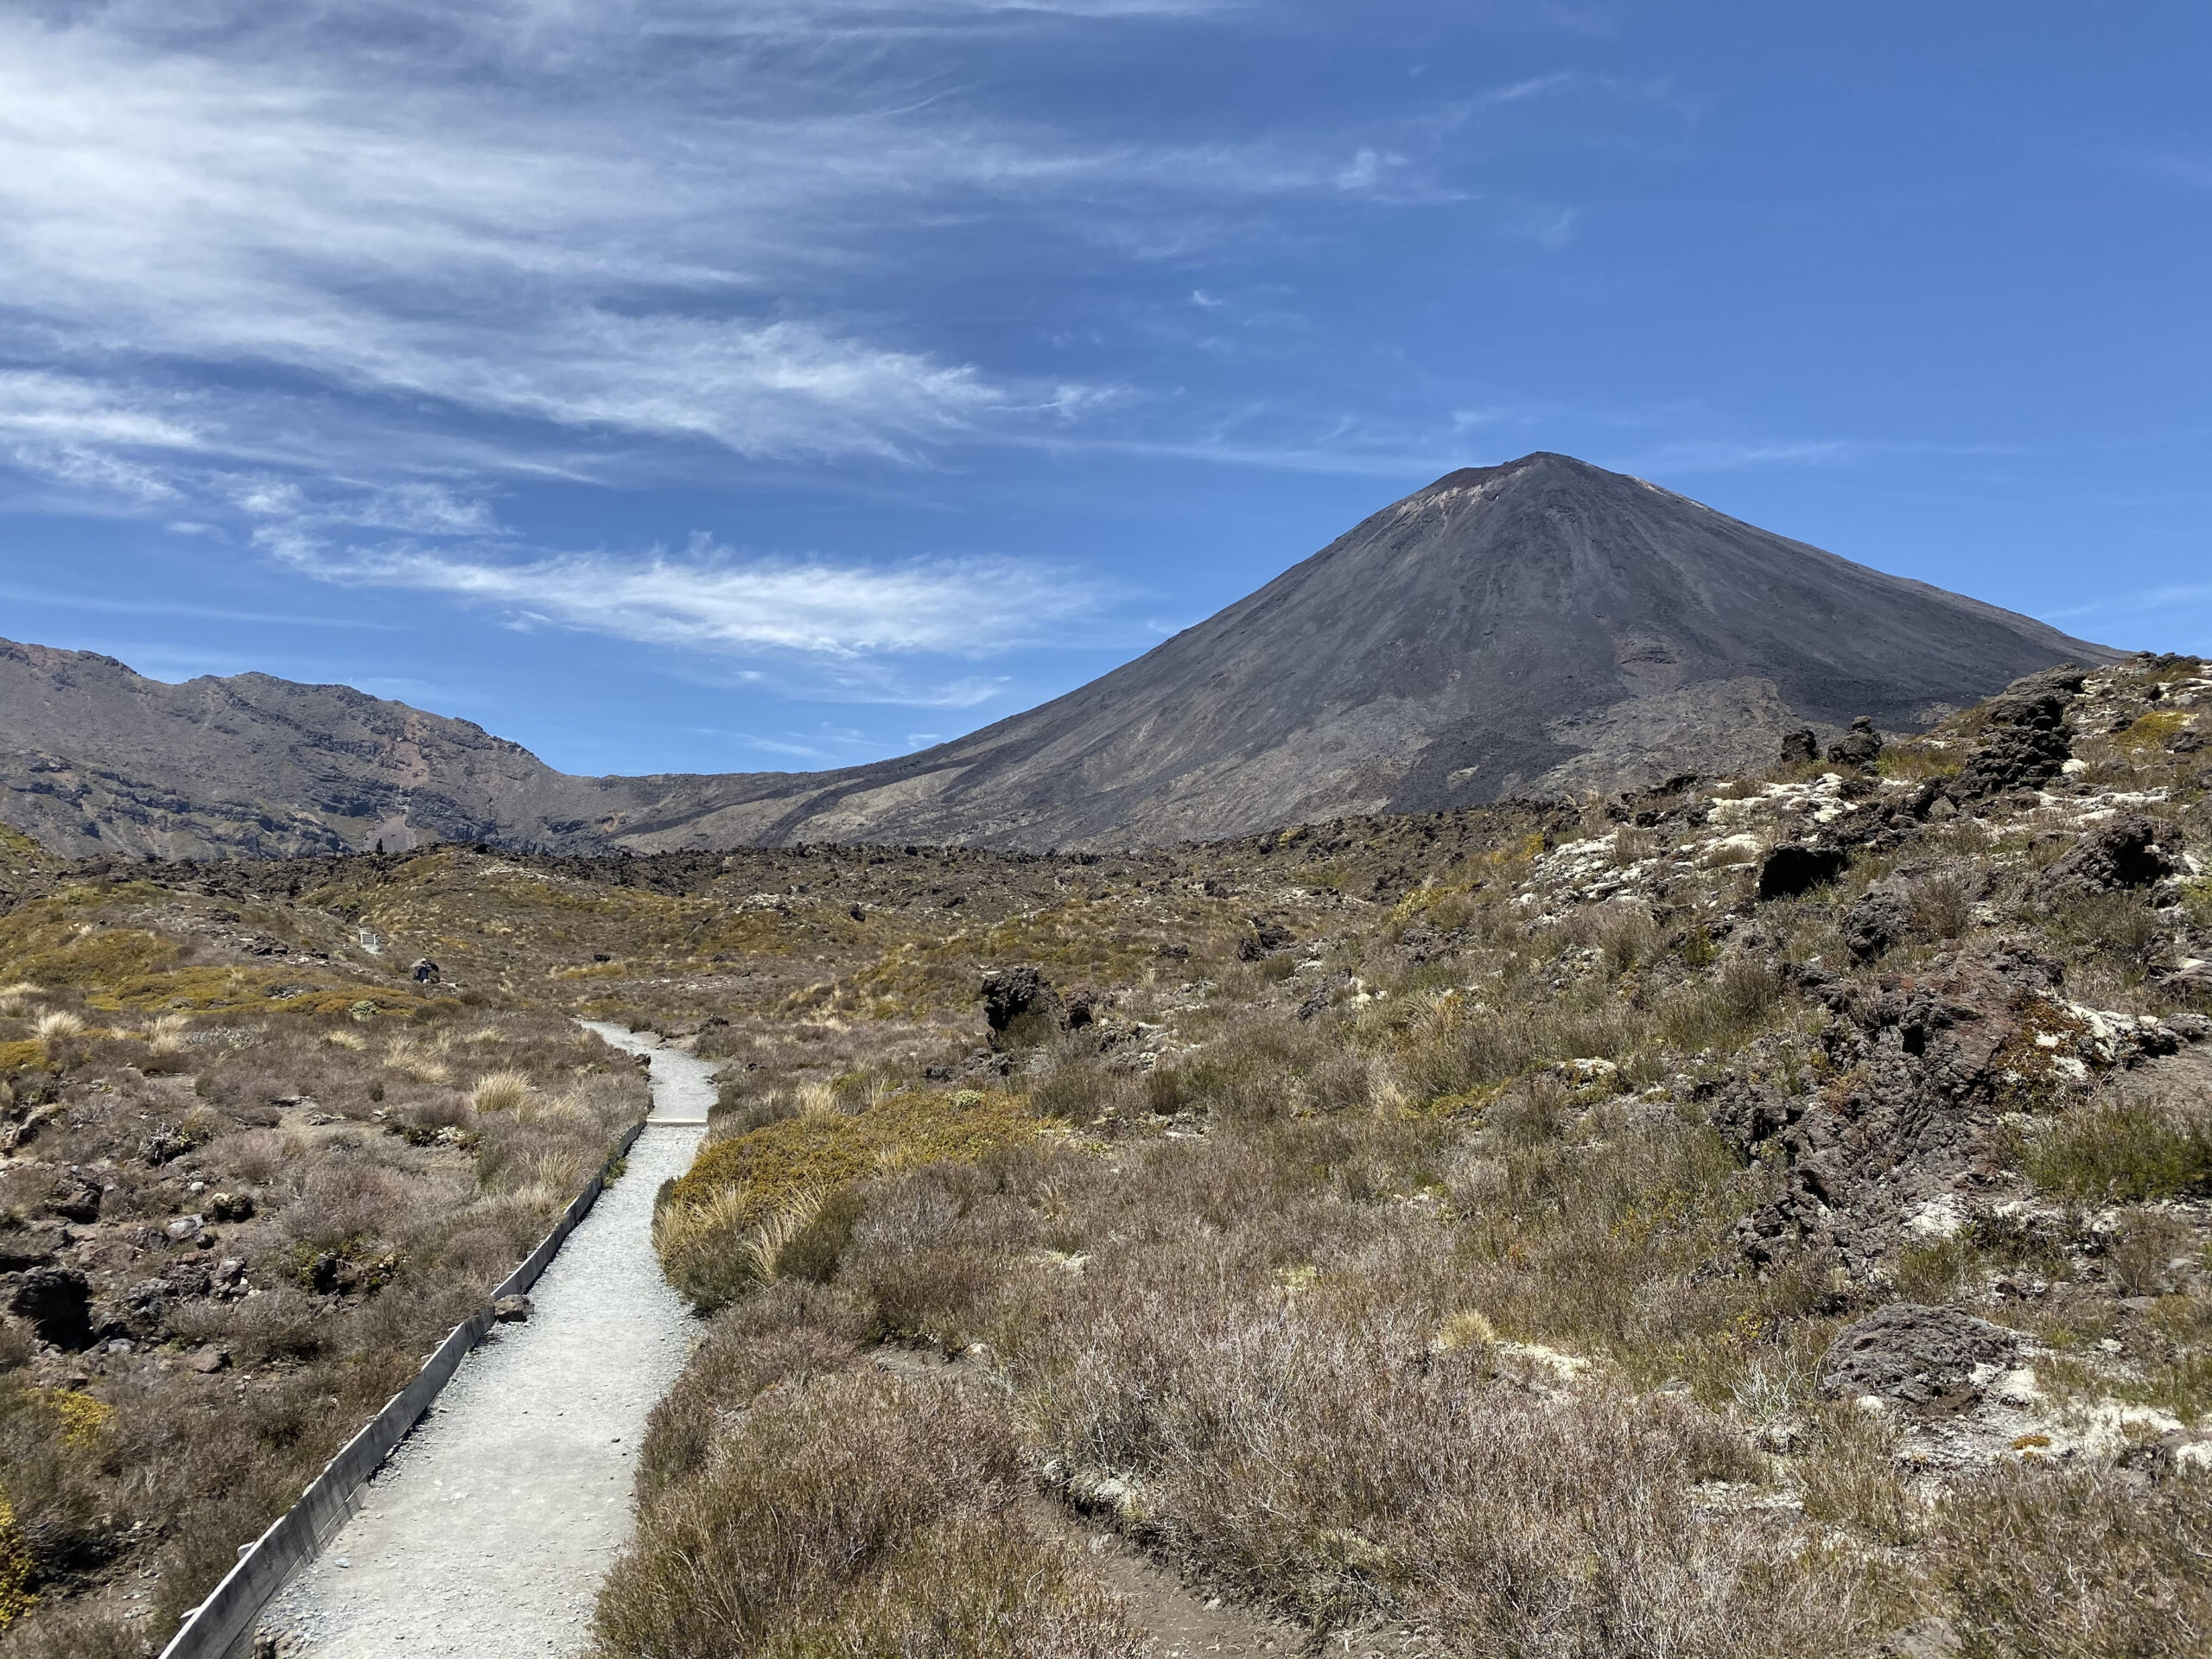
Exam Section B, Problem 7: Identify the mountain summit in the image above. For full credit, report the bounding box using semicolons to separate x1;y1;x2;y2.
627;452;2116;847
0;454;2117;856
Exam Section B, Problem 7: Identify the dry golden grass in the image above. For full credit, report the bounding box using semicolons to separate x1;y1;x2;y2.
469;1068;535;1114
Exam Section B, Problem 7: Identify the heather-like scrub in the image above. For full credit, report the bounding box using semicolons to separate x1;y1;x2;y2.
0;997;647;1646
612;657;2212;1658
1942;1465;2212;1659
0;657;2205;1655
594;1364;1141;1659
1016;1258;1868;1652
2022;1093;2212;1200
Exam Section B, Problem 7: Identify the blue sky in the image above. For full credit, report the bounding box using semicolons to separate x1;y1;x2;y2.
1;1;2205;777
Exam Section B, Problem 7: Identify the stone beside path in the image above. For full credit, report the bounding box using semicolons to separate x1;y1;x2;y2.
256;1027;714;1657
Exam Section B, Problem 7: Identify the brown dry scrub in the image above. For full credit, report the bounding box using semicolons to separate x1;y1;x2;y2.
0;1004;647;1649
1019;1269;1878;1655
594;1303;1141;1659
1942;1463;2212;1659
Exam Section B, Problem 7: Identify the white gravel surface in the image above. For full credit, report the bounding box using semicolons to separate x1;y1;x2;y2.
258;1028;715;1657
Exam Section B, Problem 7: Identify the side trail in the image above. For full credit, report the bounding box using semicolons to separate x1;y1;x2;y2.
256;1028;712;1657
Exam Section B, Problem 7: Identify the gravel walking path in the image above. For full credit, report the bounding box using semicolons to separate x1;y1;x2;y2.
257;1028;714;1657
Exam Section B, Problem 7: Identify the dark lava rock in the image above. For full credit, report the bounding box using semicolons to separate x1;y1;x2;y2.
1825;716;1885;769
1953;665;2088;798
10;1264;94;1348
307;1251;344;1295
208;1190;256;1223
0;1222;60;1273
49;1170;102;1224
2037;811;2181;897
1757;842;1850;901
1843;888;1910;960
981;967;1065;1047
1732;944;2069;1274
1778;728;1820;765
1819;1303;2020;1411
1237;918;1300;960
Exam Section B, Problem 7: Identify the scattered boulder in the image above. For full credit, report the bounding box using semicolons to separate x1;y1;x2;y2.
1842;887;1910;960
49;1169;102;1224
1953;665;2086;798
1825;716;1885;769
208;1190;256;1223
981;967;1065;1047
1778;728;1820;765
2037;811;2181;898
0;1222;61;1273
10;1264;94;1348
140;1123;197;1166
1757;842;1850;901
1236;918;1299;962
188;1345;231;1374
493;1294;533;1323
1819;1303;2020;1412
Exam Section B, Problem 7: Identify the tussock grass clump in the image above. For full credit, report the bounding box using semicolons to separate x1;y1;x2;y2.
655;1089;1039;1311
27;1010;81;1041
468;1068;535;1114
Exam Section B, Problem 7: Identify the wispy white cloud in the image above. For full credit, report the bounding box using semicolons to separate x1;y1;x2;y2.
0;0;1650;711
0;582;390;629
272;535;1105;662
2043;582;2212;621
0;0;1465;499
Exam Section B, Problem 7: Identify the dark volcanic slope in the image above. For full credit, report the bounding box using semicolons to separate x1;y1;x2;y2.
0;454;2118;857
620;453;2119;849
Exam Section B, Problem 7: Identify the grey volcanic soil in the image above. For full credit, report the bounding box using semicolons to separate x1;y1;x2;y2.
257;1031;712;1657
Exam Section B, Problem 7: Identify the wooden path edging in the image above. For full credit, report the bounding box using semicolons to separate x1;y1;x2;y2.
156;1116;655;1659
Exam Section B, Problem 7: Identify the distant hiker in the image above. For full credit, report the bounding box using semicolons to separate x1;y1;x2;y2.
411;958;440;985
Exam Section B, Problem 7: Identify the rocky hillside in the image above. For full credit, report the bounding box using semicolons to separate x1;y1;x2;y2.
0;640;620;860
0;454;2115;859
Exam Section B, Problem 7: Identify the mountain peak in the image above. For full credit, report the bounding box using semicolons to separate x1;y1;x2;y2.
0;460;2120;857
